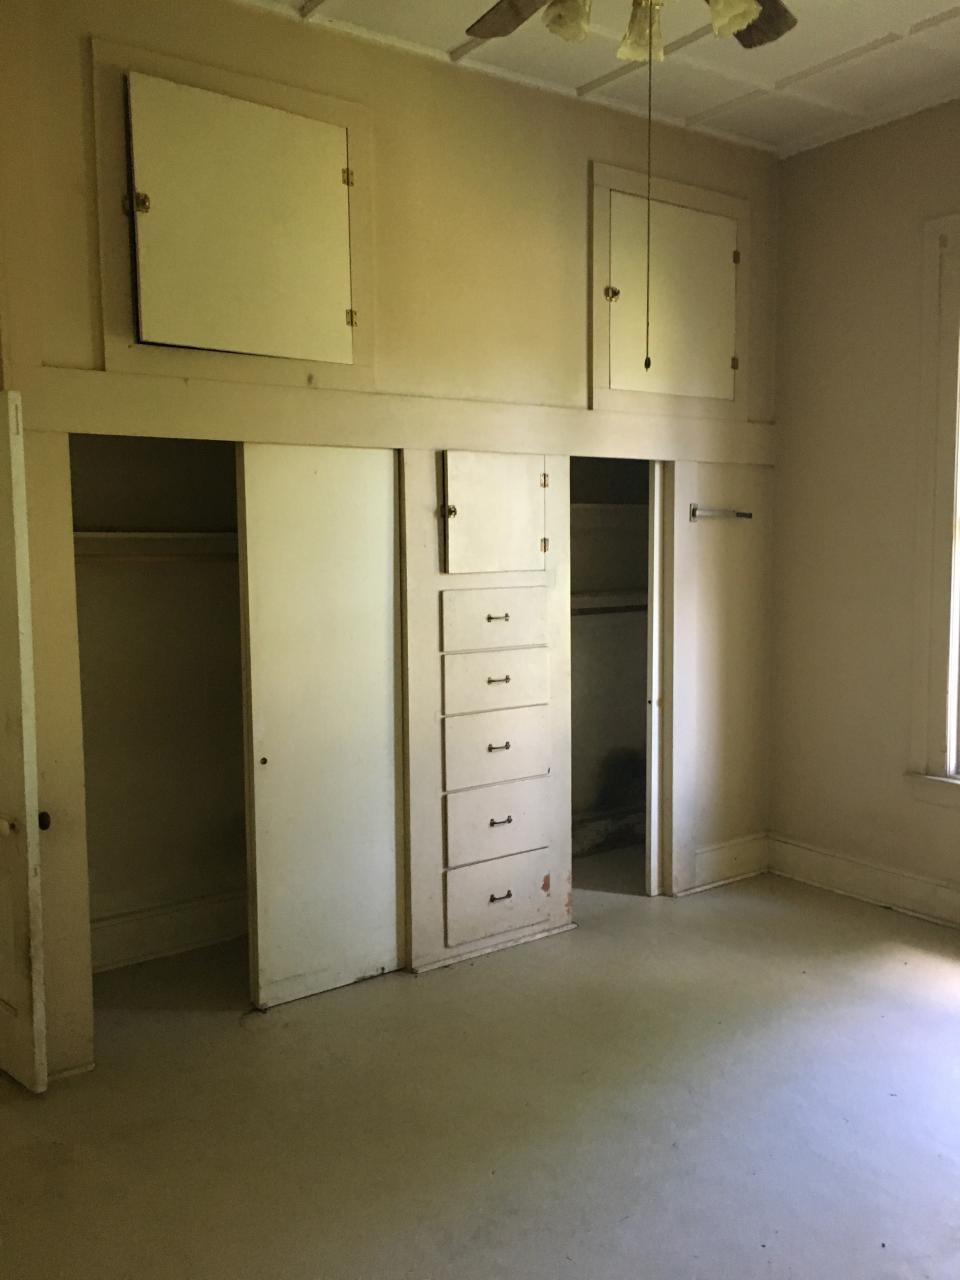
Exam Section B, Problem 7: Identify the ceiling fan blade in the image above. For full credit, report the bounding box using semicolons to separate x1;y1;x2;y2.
733;0;798;48
467;0;547;39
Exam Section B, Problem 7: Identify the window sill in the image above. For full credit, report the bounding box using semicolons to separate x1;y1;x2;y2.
906;772;960;810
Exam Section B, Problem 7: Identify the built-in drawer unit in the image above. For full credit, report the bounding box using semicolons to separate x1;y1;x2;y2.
443;648;549;716
441;586;548;652
445;847;554;947
444;705;550;792
445;776;551;869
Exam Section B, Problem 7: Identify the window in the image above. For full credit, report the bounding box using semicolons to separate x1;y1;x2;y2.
948;349;960;776
911;216;960;794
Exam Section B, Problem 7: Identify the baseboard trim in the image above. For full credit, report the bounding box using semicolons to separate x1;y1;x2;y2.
412;922;578;974
685;833;769;893
91;891;248;972
49;1060;95;1082
769;835;960;931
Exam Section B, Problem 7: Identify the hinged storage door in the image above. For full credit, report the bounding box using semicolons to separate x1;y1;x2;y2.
444;451;546;573
0;394;47;1093
126;72;354;364
609;192;738;400
239;444;399;1008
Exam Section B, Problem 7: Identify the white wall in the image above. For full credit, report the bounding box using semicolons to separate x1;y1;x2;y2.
0;0;779;1074
773;101;960;904
0;0;778;419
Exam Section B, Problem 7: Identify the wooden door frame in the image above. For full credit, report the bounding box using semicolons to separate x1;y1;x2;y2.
644;460;665;896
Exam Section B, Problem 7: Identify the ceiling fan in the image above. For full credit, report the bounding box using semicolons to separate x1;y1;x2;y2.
467;0;797;53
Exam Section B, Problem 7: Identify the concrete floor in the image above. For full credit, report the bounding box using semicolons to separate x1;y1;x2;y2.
3;874;960;1279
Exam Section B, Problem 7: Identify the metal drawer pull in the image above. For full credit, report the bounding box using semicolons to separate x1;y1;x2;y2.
487;741;511;752
487;674;511;685
489;889;513;904
489;815;514;827
486;612;510;622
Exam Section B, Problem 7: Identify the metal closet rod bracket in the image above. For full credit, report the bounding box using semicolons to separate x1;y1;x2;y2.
689;504;753;522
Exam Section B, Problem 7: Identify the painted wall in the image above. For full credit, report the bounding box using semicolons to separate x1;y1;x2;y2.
773;101;960;892
0;0;779;1075
1;0;777;418
71;438;246;969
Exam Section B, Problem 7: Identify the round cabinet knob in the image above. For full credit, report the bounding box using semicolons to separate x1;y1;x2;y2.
38;811;52;831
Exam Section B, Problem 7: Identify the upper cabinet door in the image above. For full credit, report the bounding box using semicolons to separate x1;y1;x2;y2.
592;165;750;419
0;395;47;1094
610;192;738;401
444;452;546;574
127;72;353;364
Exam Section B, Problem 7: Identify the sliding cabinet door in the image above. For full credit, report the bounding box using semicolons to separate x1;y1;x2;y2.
239;445;399;1008
664;462;772;894
0;395;46;1092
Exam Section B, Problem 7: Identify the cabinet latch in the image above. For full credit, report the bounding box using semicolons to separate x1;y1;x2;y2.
540;472;549;488
346;309;358;328
730;355;740;371
540;537;550;553
341;168;355;187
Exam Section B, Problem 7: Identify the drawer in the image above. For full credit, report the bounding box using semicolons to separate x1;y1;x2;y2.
443;648;549;715
444;705;550;792
445;847;554;947
445;777;551;868
442;587;548;652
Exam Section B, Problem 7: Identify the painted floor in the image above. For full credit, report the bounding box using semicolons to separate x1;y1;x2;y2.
3;874;960;1279
573;842;646;894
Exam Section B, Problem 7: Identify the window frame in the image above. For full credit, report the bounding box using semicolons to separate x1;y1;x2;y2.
908;215;960;803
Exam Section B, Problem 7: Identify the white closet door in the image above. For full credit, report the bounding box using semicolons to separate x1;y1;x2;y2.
667;462;772;893
0;395;46;1093
239;445;399;1008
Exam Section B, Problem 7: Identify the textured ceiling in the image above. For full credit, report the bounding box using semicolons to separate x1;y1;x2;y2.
242;0;960;156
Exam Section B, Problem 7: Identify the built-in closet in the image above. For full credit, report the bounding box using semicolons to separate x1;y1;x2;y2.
70;435;401;1014
570;457;650;894
72;436;249;982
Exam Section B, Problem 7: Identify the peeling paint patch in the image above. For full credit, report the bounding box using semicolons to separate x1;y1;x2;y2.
541;873;551;894
564;891;574;916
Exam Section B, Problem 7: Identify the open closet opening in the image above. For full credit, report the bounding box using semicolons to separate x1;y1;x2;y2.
570;457;652;896
71;435;250;1010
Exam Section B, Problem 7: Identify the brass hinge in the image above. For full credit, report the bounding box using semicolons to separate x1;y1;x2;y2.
342;168;355;187
540;473;549;488
123;191;150;215
540;536;550;553
731;355;740;371
346;309;358;327
732;249;741;265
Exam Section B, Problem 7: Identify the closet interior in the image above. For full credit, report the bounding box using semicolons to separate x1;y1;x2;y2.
570;457;651;895
71;435;249;999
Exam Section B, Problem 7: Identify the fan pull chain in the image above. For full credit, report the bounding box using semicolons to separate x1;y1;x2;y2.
644;1;653;372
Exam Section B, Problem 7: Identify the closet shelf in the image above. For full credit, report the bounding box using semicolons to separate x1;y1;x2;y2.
572;589;647;617
74;531;238;561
